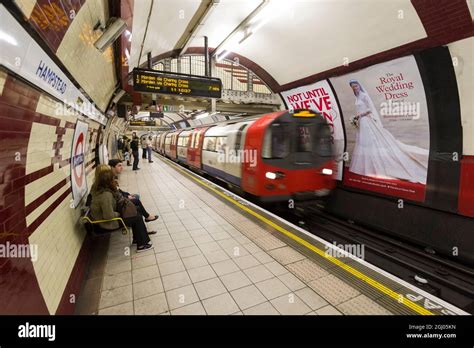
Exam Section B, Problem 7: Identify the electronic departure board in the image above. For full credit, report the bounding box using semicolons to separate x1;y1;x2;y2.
132;68;222;98
129;120;156;126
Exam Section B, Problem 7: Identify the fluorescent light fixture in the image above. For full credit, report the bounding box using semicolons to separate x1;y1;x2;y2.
238;30;252;44
322;168;333;175
0;30;17;46
249;0;292;34
216;50;231;62
124;29;132;42
136;111;151;118
215;29;247;61
265;172;277;180
124;47;130;62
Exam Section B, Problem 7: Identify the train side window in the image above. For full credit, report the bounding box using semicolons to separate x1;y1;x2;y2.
262;123;290;159
234;124;247;151
216;136;227;153
203;137;216;152
195;132;201;148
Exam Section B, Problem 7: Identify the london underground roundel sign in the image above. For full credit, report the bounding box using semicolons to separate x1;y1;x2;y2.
71;120;89;208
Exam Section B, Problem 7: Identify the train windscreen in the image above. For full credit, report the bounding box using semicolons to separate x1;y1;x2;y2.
262;123;290;159
296;124;312;152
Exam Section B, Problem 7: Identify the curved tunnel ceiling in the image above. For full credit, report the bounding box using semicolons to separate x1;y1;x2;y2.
129;0;427;89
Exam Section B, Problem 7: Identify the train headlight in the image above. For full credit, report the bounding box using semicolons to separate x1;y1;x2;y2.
265;172;277;180
322;168;333;175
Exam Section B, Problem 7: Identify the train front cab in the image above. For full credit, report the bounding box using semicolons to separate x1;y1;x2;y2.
242;110;336;202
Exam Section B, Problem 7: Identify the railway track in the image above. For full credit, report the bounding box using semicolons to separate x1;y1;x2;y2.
273;203;474;314
159;153;473;314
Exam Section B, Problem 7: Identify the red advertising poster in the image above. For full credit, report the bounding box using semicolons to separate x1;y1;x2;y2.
330;56;430;202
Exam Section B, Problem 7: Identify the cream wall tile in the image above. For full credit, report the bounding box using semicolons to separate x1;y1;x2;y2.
36;95;80;125
26;184;69;226
14;0;36;18
25;164;70;205
29;191;86;314
26;151;52;175
0;69;7;95
56;0;116;111
26;122;57;174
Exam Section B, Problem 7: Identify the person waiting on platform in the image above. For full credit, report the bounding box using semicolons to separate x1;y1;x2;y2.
108;159;158;222
117;136;124;161
146;136;154;163
124;137;132;166
130;133;140;170
90;166;154;252
141;135;147;159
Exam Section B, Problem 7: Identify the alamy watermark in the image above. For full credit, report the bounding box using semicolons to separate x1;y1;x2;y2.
380;100;421;120
18;322;55;341
217;149;258;167
0;242;38;262
325;241;365;259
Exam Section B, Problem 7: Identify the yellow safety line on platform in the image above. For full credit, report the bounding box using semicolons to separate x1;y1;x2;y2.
163;157;434;315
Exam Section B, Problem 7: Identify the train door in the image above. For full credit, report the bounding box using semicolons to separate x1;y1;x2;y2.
225;123;249;186
164;133;172;157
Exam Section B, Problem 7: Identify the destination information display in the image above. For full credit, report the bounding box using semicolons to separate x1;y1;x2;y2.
132;68;222;98
129;120;156;126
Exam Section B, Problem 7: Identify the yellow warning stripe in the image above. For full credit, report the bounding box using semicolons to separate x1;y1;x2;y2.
164;158;434;315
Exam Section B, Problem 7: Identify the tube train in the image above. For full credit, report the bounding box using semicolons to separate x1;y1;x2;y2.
151;109;336;202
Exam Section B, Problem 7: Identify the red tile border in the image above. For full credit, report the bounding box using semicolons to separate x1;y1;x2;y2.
26;187;72;234
25;178;69;216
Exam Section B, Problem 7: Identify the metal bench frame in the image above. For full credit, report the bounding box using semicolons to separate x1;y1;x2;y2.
81;208;128;236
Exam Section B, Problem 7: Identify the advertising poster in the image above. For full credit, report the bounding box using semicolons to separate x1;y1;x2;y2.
281;80;345;180
71;120;89;208
330;55;430;201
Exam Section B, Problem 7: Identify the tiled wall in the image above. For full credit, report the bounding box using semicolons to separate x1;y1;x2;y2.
55;0;117;111
0;68;101;314
15;0;117;112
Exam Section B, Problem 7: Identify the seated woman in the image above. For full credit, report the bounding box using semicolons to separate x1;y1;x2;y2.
108;159;158;222
90;166;154;252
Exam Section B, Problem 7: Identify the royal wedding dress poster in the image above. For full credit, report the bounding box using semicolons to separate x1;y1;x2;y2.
330;55;430;201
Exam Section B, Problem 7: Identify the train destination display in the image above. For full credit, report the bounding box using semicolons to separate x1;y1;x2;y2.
133;68;222;98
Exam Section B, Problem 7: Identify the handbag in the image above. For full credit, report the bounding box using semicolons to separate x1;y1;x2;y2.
115;193;137;219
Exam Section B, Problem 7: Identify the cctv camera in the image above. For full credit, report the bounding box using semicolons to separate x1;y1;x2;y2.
112;89;126;104
94;18;127;53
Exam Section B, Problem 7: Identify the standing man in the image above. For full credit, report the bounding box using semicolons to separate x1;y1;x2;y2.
141;135;147;159
146;136;154;163
117;136;124;160
130;132;140;171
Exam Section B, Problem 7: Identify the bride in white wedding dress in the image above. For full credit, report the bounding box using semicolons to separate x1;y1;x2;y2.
348;80;429;184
